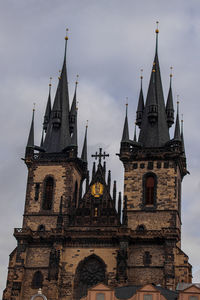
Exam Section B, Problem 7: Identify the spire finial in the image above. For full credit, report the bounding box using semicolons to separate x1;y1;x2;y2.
177;95;180;112
126;97;128;114
181;114;184;133
170;66;173;85
75;74;79;85
86;120;88;128
49;76;52;87
58;70;61;80
65;28;69;40
155;21;159;34
155;21;159;54
33;102;36;112
140;68;143;80
140;68;143;87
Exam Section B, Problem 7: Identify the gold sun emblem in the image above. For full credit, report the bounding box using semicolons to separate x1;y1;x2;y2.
91;182;104;198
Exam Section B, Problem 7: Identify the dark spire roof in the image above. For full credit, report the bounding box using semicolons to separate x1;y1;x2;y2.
43;32;71;153
25;107;35;157
40;129;44;148
181;118;186;156
70;79;78;147
174;101;181;141
81;123;88;162
133;122;137;142
43;79;52;132
136;72;144;128
138;26;170;148
26;108;35;148
121;104;129;142
166;70;174;128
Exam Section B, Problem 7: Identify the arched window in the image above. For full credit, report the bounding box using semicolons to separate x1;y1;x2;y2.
42;177;54;210
32;271;43;289
143;173;157;206
74;254;106;300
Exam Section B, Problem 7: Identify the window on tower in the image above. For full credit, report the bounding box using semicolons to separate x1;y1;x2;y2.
42;176;54;210
143;173;157;206
32;271;43;289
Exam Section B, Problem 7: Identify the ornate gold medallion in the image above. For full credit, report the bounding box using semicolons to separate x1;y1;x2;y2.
91;182;104;198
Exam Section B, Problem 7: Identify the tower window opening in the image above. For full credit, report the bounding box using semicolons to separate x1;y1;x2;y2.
145;175;155;205
34;183;40;201
42;177;54;210
32;271;43;289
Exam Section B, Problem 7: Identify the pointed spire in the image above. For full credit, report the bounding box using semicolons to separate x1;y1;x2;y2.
40;129;44;148
133;122;137;142
70;76;78;151
166;67;174;128
136;69;144;128
81;121;88;162
181;117;186;156
107;170;111;192
113;180;117;209
174;99;181;141
121;101;129;142
43;78;52;132
138;22;170;147
118;192;122;221
92;162;96;178
26;105;35;157
69;75;78;135
43;30;71;153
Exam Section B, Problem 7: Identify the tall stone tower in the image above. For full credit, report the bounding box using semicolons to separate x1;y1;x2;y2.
3;28;192;300
119;27;191;288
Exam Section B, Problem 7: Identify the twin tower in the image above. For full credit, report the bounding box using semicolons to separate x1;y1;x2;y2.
3;28;192;300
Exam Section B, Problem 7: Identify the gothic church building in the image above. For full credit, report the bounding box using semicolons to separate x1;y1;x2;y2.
3;28;192;300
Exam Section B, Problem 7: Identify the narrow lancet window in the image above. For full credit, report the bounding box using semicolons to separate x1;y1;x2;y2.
42;176;54;210
143;173;157;206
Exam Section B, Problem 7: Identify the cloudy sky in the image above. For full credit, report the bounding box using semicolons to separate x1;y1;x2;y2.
1;0;200;296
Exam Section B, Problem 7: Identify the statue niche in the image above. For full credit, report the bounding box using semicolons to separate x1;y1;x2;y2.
74;254;107;300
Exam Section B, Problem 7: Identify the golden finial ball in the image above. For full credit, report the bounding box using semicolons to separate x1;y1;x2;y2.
155;29;159;34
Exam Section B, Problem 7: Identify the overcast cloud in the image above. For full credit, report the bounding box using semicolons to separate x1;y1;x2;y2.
1;0;200;296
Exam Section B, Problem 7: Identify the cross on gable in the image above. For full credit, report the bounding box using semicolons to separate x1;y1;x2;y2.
91;148;109;165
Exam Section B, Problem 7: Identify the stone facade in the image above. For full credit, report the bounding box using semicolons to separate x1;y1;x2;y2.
3;30;193;300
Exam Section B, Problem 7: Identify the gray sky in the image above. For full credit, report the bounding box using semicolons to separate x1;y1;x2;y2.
1;0;200;296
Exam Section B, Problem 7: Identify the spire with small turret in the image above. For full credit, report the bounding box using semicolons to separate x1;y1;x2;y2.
138;22;170;148
121;102;129;143
166;68;174;128
70;77;78;148
25;105;35;157
43;29;71;153
136;70;144;128
174;100;181;141
81;122;88;162
181;117;186;156
43;78;52;132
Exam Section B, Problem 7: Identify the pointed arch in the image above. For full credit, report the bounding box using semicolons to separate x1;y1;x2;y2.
42;176;54;210
143;172;157;207
32;271;43;289
73;254;107;300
